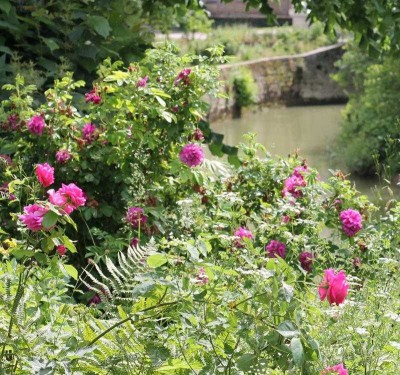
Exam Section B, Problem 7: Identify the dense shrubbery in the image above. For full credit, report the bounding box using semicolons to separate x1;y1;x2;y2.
0;44;229;266
334;45;400;176
0;43;399;374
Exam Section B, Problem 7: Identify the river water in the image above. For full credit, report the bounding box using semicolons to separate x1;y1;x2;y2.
210;105;396;200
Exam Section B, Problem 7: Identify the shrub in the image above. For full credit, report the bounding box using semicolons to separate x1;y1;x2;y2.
334;44;400;176
0;44;225;264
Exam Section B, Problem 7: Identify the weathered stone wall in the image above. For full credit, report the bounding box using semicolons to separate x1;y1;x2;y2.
208;43;347;121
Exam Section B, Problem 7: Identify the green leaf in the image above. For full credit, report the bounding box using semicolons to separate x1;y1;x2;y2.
62;235;77;253
0;1;12;15
291;337;304;366
41;37;59;52
64;264;78;280
155;96;166;107
41;237;55;252
237;354;257;371
87;15;111;38
147;254;168;268
277;321;300;338
42;210;60;229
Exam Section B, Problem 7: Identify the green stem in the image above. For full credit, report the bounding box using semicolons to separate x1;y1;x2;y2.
88;300;178;347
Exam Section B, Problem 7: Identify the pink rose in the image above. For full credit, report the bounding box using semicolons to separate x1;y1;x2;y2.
174;68;191;85
266;240;286;259
318;269;349;305
36;163;54;188
340;209;362;237
82;123;97;143
299;251;313;272
27;115;45;135
56;149;71;164
179;143;204;168
137;76;149;87
19;204;48;231
321;363;348;375
48;183;86;215
85;89;101;104
126;207;147;228
196;267;209;285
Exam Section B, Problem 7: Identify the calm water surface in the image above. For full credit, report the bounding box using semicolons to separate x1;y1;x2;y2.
210;105;396;198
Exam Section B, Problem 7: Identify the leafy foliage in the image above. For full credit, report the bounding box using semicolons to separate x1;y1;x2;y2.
334;44;400;176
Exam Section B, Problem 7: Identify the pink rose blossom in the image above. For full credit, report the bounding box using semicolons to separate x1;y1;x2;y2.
282;174;306;198
318;269;349;305
179;143;204;168
85;89;101;104
193;128;204;141
137;76;149;87
48;183;86;215
36;163;54;188
266;240;286;259
82;123;97;143
234;227;253;240
19;204;48;231
234;226;253;247
340;209;362;237
126;207;147;228
56;149;71;164
27;115;45;135
321;363;348;375
293;165;308;178
196;267;209;285
299;251;313;272
57;245;67;256
174;68;191;85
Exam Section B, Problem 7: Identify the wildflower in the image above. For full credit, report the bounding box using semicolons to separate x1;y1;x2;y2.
56;149;71;164
179;143;204;168
318;269;349;305
48;183;86;215
299;251;313;272
57;245;67;256
196;267;209;285
126;207;147;228
321;363;348;375
340;209;362;237
85;88;101;104
82;123;97;143
27;115;45;135
174;68;191;85
137;76;149;87
266;240;286;259
20;204;48;231
36;163;55;188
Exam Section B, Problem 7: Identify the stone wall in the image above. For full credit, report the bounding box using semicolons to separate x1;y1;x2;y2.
208;43;347;121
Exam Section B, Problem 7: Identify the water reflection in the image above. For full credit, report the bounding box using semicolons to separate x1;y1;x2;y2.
210;105;397;200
